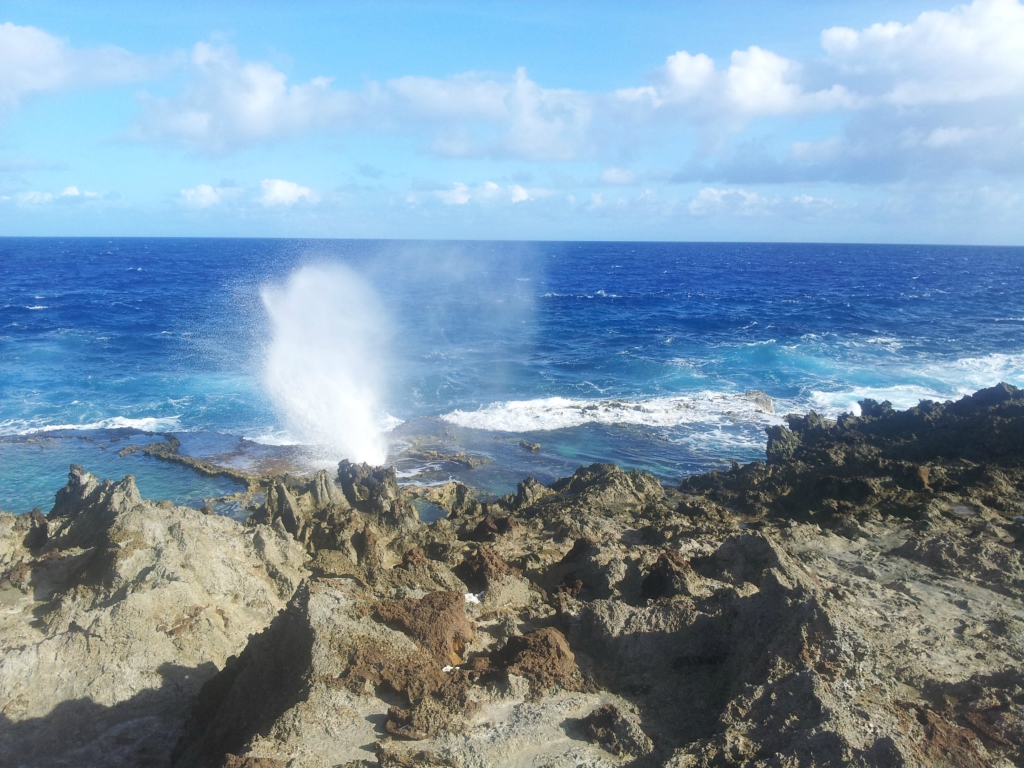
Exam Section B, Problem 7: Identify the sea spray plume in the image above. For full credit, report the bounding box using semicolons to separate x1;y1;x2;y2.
260;264;391;464
362;242;540;409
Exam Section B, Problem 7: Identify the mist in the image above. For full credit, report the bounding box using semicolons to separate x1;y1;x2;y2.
260;263;391;464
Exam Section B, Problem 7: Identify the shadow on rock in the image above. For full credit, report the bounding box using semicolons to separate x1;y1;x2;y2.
0;662;217;768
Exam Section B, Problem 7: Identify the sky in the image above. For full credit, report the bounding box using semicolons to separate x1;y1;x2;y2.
1;0;1023;243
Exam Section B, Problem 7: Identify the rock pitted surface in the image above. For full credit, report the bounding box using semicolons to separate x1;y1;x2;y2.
3;384;1024;767
0;466;308;767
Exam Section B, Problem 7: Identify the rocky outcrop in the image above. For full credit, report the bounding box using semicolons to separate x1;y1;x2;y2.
5;385;1024;767
0;466;307;768
681;382;1024;529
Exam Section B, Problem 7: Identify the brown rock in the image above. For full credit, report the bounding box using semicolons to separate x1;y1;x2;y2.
376;590;474;665
492;627;584;699
458;546;520;591
465;514;518;543
401;547;429;568
553;572;584;599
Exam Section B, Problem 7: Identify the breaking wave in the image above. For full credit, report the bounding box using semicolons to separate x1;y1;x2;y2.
0;415;183;437
441;391;779;433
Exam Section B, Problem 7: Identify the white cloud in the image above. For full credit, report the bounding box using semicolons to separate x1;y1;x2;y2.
822;0;1024;105
498;68;592;160
602;167;636;185
8;2;1024;215
510;184;531;203
435;180;550;205
386;67;594;160
617;44;859;124
135;45;591;158
436;182;471;205
111;4;1024;175
10;185;97;206
792;194;836;210
16;191;54;205
135;43;362;152
689;187;774;216
0;22;166;111
259;179;318;206
663;1;1024;185
388;73;508;120
180;183;221;207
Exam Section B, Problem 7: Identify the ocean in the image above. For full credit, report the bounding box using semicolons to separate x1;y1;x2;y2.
2;238;1023;514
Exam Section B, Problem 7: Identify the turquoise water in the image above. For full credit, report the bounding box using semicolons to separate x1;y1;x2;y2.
2;238;1022;512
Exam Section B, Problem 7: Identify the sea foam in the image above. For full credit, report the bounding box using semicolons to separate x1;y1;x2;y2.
441;391;780;433
0;415;183;436
808;352;1024;417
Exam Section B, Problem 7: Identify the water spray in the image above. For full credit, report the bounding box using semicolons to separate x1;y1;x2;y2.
261;263;390;464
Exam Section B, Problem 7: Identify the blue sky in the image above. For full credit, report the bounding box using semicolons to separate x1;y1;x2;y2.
1;0;1023;243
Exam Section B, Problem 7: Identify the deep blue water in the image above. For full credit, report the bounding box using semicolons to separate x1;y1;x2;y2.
2;238;1023;512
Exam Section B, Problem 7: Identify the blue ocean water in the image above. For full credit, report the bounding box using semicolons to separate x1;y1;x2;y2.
2;238;1023;513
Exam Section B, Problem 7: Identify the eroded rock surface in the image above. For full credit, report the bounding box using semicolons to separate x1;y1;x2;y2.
4;384;1024;767
0;466;308;768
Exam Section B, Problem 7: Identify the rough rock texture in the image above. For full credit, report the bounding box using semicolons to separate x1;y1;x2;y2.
376;590;475;665
581;703;654;758
0;466;308;768
5;384;1024;767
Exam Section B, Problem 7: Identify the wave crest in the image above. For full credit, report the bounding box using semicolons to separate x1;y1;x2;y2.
441;391;778;433
0;415;182;437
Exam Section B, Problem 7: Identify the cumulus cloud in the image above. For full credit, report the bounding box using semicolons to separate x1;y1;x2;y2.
688;188;839;218
68;0;1024;185
259;178;318;206
689;187;774;216
133;44;590;158
135;43;362;152
388;72;508;120
412;69;591;160
602;167;636;185
663;0;1024;185
180;183;222;208
822;0;1024;105
0;21;167;112
9;185;97;205
15;190;54;205
616;45;859;123
7;1;1024;225
687;187;842;217
434;180;550;205
435;182;472;205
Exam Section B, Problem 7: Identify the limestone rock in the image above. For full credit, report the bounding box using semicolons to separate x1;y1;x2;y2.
0;466;308;768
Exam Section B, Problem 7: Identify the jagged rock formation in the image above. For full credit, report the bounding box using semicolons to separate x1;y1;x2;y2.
4;385;1024;767
0;466;308;767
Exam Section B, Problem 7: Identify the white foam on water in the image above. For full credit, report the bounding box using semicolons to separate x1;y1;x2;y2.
808;385;947;417
667;424;772;455
261;264;392;465
918;352;1024;393
807;351;1024;418
379;413;405;432
243;430;300;447
246;411;402;448
441;391;780;433
0;415;183;436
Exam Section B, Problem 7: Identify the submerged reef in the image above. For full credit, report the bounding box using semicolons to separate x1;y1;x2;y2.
2;384;1024;766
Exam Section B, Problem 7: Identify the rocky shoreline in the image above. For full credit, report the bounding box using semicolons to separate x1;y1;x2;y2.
2;384;1023;767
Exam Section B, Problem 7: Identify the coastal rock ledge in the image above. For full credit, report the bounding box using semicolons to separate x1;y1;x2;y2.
2;383;1023;767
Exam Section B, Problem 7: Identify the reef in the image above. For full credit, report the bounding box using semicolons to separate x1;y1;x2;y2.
2;384;1024;766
